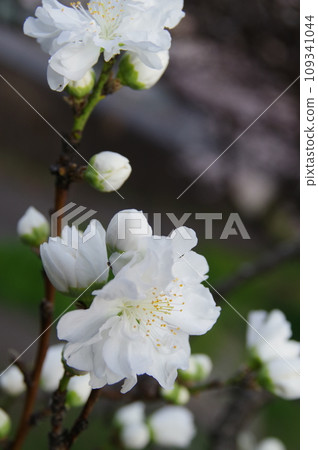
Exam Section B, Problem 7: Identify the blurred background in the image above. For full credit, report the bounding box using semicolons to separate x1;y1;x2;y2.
0;0;299;449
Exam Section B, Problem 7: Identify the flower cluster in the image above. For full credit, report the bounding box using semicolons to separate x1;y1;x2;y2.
238;432;286;450
115;402;196;449
39;209;220;392
23;0;185;91
247;310;300;400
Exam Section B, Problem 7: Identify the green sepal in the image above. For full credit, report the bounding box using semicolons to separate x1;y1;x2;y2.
117;55;146;90
68;281;107;308
20;223;49;247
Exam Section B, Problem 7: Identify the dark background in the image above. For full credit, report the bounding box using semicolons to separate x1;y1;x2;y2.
0;0;299;448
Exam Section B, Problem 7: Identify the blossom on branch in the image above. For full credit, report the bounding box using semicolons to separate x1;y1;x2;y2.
84;151;132;193
247;310;300;400
149;405;196;448
23;0;185;91
115;402;150;449
57;212;220;393
117;50;169;90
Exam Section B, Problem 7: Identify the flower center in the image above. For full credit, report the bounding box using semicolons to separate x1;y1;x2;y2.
88;0;126;38
119;281;185;349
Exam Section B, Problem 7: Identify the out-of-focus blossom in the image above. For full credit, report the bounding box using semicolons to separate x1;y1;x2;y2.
66;374;92;407
161;383;190;405
40;344;64;392
149;405;196;448
247;310;300;400
238;432;286;450
0;366;26;396
115;402;146;428
179;353;213;382
0;409;11;439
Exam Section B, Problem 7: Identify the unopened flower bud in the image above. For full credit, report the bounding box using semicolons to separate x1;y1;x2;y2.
84;151;132;193
17;206;49;247
66;70;95;98
40;220;108;298
107;209;152;274
66;374;91;407
115;402;146;428
161;383;190;405
0;409;11;439
117;51;169;90
120;423;151;449
149;406;196;448
40;344;65;392
256;438;286;450
179;354;213;382
0;366;26;396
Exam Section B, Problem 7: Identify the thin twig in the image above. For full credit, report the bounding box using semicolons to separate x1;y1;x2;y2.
65;389;102;449
49;371;72;450
9;276;56;450
215;241;299;296
210;370;272;450
70;60;113;145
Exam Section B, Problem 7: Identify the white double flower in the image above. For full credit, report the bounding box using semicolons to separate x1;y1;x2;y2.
47;210;221;393
24;0;184;90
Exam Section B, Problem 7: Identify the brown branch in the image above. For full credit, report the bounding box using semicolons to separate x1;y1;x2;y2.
49;371;73;450
64;389;102;449
210;372;273;450
9;276;55;450
9;177;69;450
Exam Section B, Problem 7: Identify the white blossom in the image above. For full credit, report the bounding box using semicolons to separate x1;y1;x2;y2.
256;438;286;450
57;214;220;393
115;402;146;428
117;50;169;90
17;206;49;247
40;344;65;392
149;406;196;448
40;220;108;297
247;310;300;400
84;151;132;193
0;409;11;439
66;374;92;407
0;366;26;396
23;0;184;91
115;402;150;449
238;432;286;450
120;422;150;449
